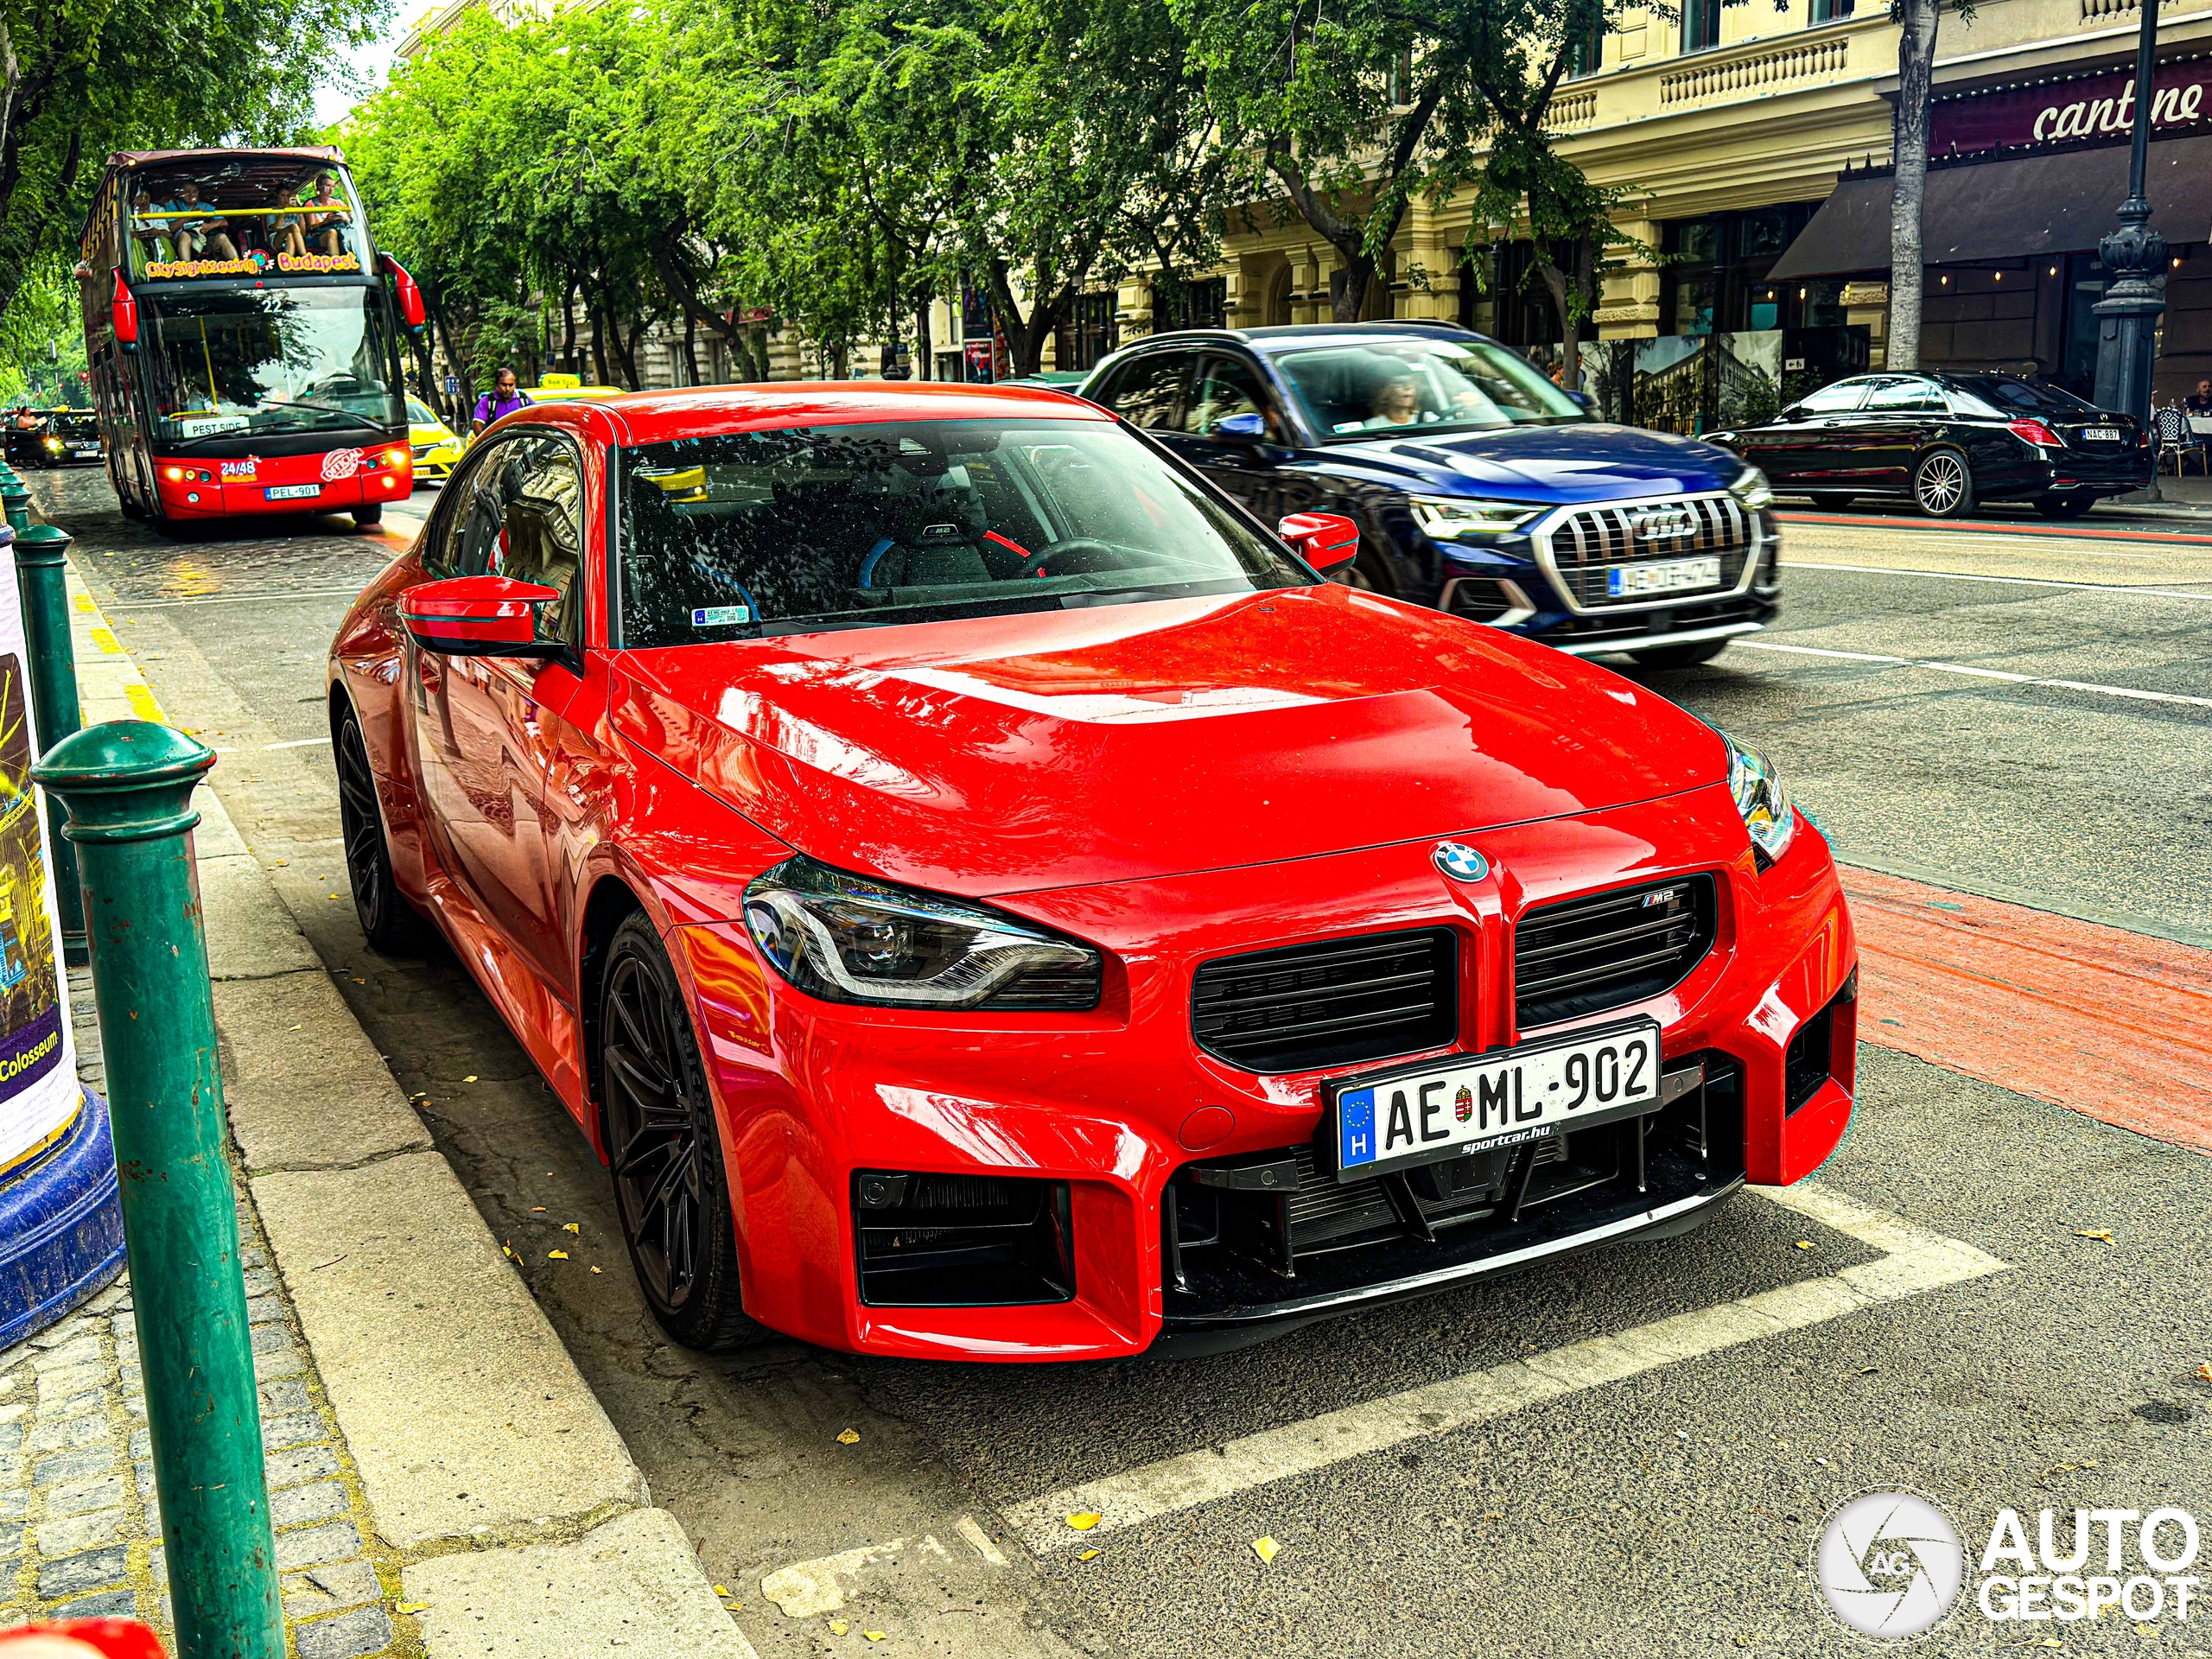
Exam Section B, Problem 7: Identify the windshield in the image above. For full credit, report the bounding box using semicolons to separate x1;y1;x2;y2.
1274;338;1586;441
143;288;404;444
616;420;1313;646
1945;375;2101;418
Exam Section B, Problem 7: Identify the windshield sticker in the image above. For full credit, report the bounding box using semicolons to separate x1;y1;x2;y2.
142;256;260;280
276;251;360;276
691;606;751;627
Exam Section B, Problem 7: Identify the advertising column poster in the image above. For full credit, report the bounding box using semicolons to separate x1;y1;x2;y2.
0;541;77;1174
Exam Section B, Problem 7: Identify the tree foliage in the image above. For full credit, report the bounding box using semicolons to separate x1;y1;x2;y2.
0;0;389;327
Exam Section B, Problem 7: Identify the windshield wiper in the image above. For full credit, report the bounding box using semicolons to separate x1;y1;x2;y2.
262;397;391;434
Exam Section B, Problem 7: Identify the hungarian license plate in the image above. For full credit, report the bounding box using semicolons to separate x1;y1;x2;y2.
1326;1018;1662;1183
1609;556;1721;598
264;483;321;500
2083;426;2122;442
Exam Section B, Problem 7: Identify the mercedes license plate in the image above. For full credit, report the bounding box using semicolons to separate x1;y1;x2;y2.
1609;556;1721;598
2083;426;2122;442
264;483;321;500
1326;1018;1662;1183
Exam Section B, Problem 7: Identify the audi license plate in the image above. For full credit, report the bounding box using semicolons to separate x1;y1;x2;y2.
1609;556;1721;598
264;483;321;500
1326;1018;1662;1183
2083;426;2122;442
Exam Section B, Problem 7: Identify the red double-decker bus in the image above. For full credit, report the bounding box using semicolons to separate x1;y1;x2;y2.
74;145;428;529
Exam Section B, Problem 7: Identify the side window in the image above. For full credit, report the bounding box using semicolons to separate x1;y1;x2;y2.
496;436;586;644
1189;355;1284;438
1095;353;1192;430
1863;378;1945;414
1792;381;1871;417
419;438;513;579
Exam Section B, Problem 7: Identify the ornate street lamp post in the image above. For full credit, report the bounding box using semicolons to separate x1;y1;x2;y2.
2090;0;2164;423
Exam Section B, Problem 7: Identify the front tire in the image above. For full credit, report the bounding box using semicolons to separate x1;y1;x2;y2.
352;503;384;527
2032;492;2096;519
1630;639;1732;671
599;913;761;1351
1912;448;1975;518
335;709;425;954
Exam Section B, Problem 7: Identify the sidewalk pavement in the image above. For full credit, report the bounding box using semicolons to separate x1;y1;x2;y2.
0;558;765;1653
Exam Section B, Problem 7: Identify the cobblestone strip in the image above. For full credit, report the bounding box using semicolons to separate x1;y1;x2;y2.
0;972;416;1657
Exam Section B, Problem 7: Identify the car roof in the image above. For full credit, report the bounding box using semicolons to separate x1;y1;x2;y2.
569;380;1115;445
1087;321;1494;374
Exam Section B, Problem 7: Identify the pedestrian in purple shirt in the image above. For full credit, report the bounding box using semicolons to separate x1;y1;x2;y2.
473;368;527;435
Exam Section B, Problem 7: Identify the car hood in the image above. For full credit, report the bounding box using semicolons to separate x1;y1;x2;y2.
610;586;1729;899
1319;423;1742;504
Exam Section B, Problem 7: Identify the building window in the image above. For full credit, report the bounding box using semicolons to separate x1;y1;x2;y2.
1569;16;1603;77
1155;276;1227;334
1681;0;1720;53
1809;0;1853;22
1055;291;1119;373
1659;206;1830;336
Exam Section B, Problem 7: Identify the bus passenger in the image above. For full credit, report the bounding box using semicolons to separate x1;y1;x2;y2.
170;182;238;263
270;188;308;261
302;174;352;258
130;191;175;263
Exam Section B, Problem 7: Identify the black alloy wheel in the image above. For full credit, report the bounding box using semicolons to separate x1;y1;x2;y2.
2032;492;2097;519
598;912;760;1351
335;709;423;954
1808;493;1855;512
1912;448;1976;518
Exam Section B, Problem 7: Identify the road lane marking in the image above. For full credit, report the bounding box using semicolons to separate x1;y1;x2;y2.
1786;561;2212;601
1844;865;2212;1152
1738;640;2212;709
1000;1184;2005;1554
1779;511;2212;546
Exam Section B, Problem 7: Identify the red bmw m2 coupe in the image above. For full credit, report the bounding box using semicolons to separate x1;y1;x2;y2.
327;383;1858;1361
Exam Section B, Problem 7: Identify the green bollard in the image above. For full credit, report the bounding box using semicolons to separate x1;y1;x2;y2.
33;722;283;1659
15;523;86;963
0;479;28;536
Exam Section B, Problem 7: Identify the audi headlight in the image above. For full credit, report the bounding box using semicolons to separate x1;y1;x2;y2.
742;855;1102;1009
1722;731;1796;865
1411;495;1544;538
1729;465;1775;512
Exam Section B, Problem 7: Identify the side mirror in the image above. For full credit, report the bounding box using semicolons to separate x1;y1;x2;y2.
378;252;428;333
398;576;563;658
110;272;138;351
1213;410;1268;442
1278;511;1361;579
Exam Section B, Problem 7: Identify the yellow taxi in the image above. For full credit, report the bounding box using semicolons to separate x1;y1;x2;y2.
408;395;461;484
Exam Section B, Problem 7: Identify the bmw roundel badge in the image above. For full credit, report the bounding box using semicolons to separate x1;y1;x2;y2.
1433;841;1490;881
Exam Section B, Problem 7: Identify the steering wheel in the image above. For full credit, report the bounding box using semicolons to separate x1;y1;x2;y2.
1030;537;1131;577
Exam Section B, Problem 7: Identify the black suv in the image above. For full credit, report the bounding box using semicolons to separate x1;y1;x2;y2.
1078;323;1781;668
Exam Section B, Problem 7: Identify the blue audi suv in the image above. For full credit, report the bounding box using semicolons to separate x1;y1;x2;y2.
1078;321;1781;668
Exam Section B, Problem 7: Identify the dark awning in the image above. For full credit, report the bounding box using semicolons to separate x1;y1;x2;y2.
1768;134;2212;280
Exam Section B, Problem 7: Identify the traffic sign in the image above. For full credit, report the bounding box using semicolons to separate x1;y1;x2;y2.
443;374;459;395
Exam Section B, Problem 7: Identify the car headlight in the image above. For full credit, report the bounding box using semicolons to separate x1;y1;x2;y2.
41;436;61;451
1721;731;1796;865
742;854;1102;1009
1410;495;1544;538
1728;465;1775;512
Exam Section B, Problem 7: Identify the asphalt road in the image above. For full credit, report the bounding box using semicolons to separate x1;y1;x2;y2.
34;467;2212;1658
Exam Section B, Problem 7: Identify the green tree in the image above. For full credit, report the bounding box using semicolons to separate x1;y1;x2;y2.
0;0;389;323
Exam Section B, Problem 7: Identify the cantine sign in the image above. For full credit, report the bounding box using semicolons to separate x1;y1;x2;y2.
1931;57;2212;156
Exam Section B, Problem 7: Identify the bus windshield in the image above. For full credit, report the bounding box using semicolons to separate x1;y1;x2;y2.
143;288;404;443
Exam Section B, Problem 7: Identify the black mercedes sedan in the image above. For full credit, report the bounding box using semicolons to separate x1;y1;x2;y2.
1707;372;2150;519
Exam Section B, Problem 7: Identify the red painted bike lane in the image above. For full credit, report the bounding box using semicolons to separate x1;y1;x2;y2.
1840;864;2212;1152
